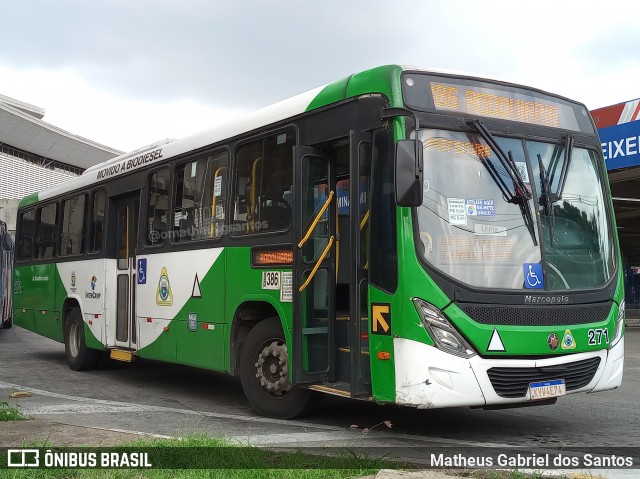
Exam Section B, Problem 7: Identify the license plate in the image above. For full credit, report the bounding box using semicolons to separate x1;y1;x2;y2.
528;379;566;400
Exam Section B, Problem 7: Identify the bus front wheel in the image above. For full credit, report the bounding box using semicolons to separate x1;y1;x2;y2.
64;308;101;371
239;318;316;419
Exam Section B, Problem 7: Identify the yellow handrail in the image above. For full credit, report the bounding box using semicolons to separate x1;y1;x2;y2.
210;166;228;238
299;236;334;293
297;190;334;249
359;210;370;230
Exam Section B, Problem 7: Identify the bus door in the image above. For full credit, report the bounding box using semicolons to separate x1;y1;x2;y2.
292;133;373;397
293;147;337;385
348;131;373;397
112;192;140;351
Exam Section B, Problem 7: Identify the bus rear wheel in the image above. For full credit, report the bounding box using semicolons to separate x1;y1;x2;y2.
240;318;316;419
64;308;101;371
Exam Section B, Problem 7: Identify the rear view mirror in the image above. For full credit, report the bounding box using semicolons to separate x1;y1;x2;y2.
395;139;423;206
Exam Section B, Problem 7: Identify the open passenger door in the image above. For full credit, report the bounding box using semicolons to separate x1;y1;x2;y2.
292;133;373;398
293;146;337;384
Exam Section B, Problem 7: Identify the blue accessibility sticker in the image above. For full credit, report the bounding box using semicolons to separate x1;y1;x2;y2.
523;263;543;289
137;258;147;285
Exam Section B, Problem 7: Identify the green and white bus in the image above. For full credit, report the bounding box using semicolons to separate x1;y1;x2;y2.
13;65;624;418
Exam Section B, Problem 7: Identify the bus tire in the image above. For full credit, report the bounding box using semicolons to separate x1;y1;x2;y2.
64;308;100;371
240;318;316;419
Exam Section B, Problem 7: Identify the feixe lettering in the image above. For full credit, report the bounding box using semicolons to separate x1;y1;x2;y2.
96;148;163;179
524;295;570;304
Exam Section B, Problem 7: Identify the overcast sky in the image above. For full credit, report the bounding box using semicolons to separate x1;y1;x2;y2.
1;0;638;152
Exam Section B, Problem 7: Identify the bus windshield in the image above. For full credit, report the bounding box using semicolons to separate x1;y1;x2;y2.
415;129;616;290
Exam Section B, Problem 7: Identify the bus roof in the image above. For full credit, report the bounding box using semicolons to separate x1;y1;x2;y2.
21;64;580;208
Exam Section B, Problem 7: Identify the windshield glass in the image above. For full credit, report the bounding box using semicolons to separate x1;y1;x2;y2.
416;129;615;290
528;141;615;289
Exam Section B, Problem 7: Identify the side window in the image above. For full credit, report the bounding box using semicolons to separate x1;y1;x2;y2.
232;130;295;235
35;203;58;259
174;150;228;242
146;167;170;246
17;209;36;261
89;190;106;254
60;194;86;257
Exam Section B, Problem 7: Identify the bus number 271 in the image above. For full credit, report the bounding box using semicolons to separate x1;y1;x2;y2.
588;328;609;346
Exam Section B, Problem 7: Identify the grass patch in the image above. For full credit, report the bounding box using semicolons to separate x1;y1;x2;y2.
0;435;395;479
0;402;24;422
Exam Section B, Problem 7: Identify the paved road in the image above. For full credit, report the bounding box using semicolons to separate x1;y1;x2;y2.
1;326;638;452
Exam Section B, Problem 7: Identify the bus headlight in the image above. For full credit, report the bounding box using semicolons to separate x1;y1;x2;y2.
412;299;476;358
610;299;625;349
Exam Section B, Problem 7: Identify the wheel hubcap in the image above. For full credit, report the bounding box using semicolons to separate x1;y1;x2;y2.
254;339;291;396
69;322;80;358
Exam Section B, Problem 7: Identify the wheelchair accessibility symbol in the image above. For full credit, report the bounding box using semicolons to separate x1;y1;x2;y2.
524;263;544;289
137;258;147;285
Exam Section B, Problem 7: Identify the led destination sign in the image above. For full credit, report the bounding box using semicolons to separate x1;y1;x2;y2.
402;73;594;133
430;83;560;127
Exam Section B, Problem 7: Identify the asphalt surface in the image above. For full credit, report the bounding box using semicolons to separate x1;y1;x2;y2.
1;326;638;460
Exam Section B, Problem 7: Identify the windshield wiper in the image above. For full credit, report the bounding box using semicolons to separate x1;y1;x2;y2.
556;134;574;201
468;120;538;246
537;134;574;247
469;120;531;203
538;153;556;246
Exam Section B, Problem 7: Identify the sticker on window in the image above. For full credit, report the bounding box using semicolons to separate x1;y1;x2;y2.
447;198;467;225
465;199;495;216
523;263;543;289
474;224;507;237
515;162;529;183
214;176;223;197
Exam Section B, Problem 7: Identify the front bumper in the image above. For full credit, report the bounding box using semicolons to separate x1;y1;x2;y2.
393;336;624;408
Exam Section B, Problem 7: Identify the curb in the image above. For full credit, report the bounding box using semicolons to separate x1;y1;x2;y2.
625;318;640;327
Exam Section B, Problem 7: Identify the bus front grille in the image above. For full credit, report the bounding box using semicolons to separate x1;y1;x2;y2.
458;302;612;326
486;357;601;398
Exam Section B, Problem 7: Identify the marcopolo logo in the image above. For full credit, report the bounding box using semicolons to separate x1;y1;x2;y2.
524;295;570;304
85;275;101;299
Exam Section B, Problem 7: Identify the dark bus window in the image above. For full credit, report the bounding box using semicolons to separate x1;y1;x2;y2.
147;167;170;246
60;194;86;257
174;150;229;242
89;190;106;254
17;209;36;261
232;131;294;235
35;203;58;259
369;132;398;292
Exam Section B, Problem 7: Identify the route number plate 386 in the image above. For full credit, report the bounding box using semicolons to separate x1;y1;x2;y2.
528;379;566;400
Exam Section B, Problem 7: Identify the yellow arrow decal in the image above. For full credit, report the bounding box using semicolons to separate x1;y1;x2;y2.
372;303;391;335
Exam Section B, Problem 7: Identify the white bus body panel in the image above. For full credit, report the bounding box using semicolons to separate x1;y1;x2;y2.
394;337;623;409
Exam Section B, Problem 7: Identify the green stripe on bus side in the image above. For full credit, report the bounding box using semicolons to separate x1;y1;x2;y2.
137;247;293;374
83;321;103;351
13;262;64;342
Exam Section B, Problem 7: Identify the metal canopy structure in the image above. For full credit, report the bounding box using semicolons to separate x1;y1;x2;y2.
0;95;122;170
